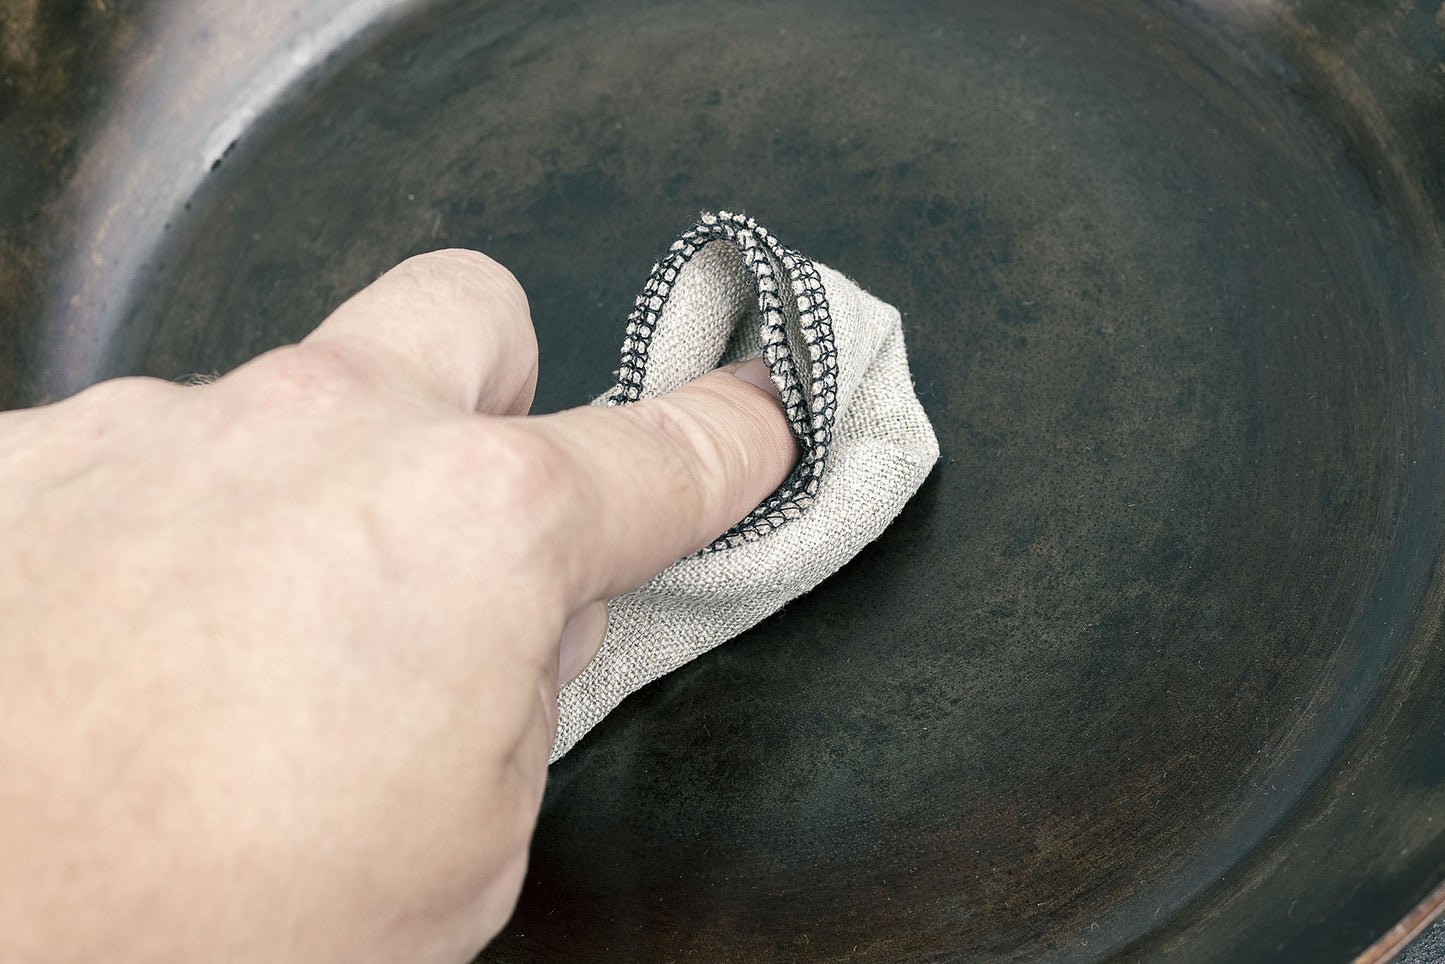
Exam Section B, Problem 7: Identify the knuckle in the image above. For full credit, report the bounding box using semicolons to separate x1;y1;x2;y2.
228;343;369;411
485;427;576;508
68;374;181;408
53;377;183;435
447;423;580;558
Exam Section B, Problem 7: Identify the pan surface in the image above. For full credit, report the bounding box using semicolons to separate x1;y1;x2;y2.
3;0;1445;960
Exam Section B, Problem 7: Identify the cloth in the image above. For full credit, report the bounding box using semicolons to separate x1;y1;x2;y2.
552;211;939;761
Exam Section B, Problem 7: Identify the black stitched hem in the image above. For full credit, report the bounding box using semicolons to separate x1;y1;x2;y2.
605;211;841;552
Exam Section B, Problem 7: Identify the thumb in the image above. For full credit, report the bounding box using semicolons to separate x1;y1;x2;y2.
527;357;798;605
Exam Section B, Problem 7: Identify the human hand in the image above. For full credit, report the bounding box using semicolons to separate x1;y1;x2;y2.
0;250;796;962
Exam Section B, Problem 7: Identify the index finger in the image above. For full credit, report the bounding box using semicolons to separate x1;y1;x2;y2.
529;358;798;605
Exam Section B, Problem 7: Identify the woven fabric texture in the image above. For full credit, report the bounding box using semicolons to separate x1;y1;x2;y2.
552;211;939;761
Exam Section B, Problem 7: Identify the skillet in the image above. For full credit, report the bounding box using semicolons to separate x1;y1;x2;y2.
2;0;1444;959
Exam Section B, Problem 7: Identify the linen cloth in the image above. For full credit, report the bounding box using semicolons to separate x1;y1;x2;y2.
552;211;939;761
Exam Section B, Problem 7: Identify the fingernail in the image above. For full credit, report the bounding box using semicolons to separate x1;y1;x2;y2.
557;600;610;687
731;356;782;400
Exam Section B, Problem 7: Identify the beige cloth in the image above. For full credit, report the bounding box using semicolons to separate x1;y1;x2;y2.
552;212;939;761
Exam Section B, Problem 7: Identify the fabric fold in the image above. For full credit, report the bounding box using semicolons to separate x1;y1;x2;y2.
553;211;938;761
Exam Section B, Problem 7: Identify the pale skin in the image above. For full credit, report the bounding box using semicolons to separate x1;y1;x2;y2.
0;250;798;962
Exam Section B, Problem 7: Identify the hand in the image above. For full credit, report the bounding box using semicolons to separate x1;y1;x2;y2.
0;250;797;963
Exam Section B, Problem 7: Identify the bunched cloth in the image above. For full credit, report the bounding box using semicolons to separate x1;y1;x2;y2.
552;211;939;761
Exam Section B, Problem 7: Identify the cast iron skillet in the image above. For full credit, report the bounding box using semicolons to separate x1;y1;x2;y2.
3;0;1445;959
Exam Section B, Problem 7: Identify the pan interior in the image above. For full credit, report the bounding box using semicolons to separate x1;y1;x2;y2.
119;0;1444;959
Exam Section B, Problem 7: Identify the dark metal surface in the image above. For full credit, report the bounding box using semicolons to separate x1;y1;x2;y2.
3;0;1444;960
